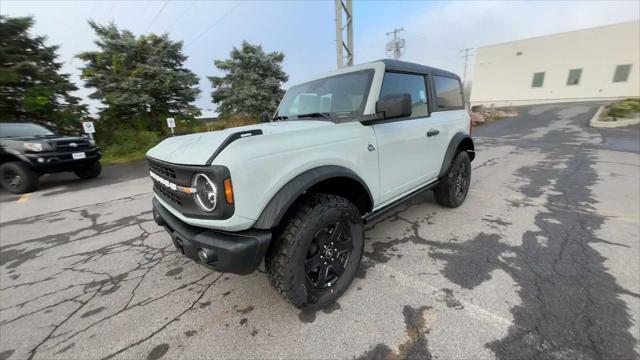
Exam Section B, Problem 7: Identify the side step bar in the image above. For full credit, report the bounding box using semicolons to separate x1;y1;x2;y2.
363;180;439;224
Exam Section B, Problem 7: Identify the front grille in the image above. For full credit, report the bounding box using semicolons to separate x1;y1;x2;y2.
148;160;176;179
55;139;91;151
146;157;233;220
153;182;183;206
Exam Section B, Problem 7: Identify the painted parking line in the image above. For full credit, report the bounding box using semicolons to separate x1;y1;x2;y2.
17;193;32;203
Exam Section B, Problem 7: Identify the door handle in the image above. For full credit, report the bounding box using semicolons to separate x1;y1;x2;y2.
426;129;440;137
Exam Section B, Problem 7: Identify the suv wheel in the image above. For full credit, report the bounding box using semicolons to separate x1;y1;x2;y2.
434;151;471;208
74;160;102;179
0;161;39;194
266;193;364;309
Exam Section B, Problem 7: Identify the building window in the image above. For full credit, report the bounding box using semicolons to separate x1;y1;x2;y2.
613;64;632;83
567;68;582;85
433;75;464;109
531;72;545;88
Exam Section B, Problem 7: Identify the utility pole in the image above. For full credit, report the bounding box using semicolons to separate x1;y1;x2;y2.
385;28;405;59
335;0;353;68
460;47;474;85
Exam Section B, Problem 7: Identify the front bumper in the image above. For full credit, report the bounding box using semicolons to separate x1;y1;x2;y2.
152;198;271;275
25;148;101;172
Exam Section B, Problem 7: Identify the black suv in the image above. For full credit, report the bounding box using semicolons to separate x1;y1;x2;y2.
0;122;102;194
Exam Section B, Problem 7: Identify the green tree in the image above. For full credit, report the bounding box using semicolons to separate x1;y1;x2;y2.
0;16;86;131
209;41;288;118
77;21;200;131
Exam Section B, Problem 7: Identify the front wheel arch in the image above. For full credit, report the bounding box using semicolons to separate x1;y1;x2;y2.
253;166;374;230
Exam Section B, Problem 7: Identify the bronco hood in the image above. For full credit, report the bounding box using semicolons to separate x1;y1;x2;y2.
146;120;332;165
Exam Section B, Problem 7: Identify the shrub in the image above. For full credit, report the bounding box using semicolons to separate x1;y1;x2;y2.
98;116;260;165
100;130;161;165
606;98;640;119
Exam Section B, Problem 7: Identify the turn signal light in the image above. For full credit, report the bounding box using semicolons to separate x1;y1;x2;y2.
224;178;234;204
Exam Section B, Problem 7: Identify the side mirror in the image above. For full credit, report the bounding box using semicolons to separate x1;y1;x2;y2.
260;111;271;123
376;93;412;120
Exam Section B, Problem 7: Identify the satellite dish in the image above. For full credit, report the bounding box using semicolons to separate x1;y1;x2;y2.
385;42;393;51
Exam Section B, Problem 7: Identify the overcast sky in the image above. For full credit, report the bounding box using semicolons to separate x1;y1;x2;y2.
2;0;639;115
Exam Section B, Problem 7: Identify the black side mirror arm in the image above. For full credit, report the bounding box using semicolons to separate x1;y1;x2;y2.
360;112;384;125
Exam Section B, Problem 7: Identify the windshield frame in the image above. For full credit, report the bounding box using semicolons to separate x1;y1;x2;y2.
275;69;375;124
0;122;56;138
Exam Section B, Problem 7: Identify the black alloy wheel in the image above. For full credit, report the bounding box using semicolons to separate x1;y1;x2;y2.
433;151;471;208
454;160;468;200
266;193;364;308
3;168;22;190
0;161;38;194
305;221;353;288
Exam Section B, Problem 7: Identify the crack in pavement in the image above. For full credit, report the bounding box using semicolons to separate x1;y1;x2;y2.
0;194;227;359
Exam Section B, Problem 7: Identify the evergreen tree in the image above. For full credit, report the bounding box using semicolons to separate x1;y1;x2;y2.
0;16;86;131
209;41;288;118
77;21;200;131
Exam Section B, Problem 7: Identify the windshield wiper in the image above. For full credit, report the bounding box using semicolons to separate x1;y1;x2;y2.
296;112;332;119
273;115;288;121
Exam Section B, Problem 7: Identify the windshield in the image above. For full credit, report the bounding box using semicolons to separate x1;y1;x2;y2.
276;69;374;122
0;123;55;138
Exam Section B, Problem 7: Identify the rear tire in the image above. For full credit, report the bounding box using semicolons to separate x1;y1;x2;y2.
266;193;364;309
0;161;38;194
434;151;471;208
74;160;101;179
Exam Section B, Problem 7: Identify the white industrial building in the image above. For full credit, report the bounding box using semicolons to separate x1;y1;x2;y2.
470;21;640;107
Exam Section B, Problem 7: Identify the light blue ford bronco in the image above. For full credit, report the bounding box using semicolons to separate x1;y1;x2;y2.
147;59;475;308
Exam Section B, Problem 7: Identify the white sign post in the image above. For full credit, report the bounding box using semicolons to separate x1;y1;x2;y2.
82;121;95;140
167;117;176;135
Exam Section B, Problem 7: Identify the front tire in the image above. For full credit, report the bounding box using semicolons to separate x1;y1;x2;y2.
266;193;364;309
74;160;102;179
434;151;471;208
0;161;39;194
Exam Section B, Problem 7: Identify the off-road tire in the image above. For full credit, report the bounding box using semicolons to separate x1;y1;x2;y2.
434;151;471;208
0;161;38;194
265;193;364;309
74;160;102;179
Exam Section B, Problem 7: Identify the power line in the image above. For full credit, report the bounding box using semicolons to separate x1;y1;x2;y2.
166;0;198;32
385;28;405;59
144;0;170;33
185;2;243;48
460;47;474;85
66;0;98;65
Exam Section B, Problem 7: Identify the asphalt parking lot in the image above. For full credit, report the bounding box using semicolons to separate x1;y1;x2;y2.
1;102;639;359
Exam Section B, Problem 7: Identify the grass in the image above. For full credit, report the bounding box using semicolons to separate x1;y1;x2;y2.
101;151;148;166
603;98;640;120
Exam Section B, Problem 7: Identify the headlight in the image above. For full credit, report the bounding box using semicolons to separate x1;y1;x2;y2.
88;139;96;147
192;173;217;212
24;142;44;152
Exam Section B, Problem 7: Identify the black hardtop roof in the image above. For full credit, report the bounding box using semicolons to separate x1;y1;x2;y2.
377;59;460;80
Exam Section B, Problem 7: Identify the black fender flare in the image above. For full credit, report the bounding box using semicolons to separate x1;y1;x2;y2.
1;148;30;164
253;165;373;230
437;132;475;178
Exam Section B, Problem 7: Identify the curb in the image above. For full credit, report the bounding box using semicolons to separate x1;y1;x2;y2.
590;105;640;128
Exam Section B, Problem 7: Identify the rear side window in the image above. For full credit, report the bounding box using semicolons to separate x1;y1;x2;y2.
379;72;428;118
433;76;463;109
